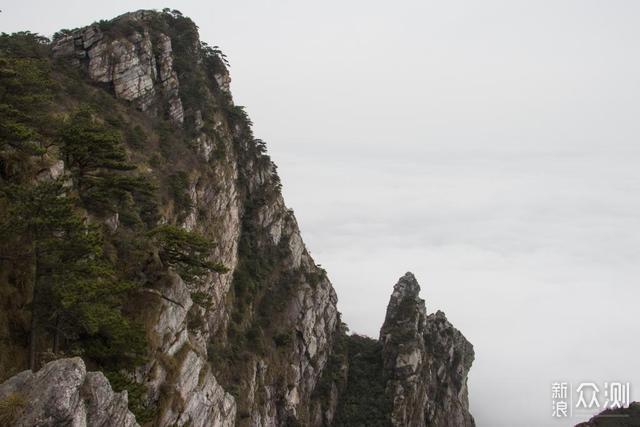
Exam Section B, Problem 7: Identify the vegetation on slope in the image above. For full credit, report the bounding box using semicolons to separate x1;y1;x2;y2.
1;8;345;425
0;13;232;420
333;334;392;427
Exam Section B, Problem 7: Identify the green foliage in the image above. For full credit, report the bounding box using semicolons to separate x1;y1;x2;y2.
152;11;205;114
59;108;134;187
0;20;242;421
96;19;115;33
0;33;55;178
58;108;160;222
200;41;229;67
94;18;145;41
273;332;292;348
0;57;52;154
148;225;227;283
108;229;156;285
106;371;157;423
89;174;158;226
227;105;253;128
147;10;231;125
0;31;50;57
0;16;270;422
190;291;212;308
72;231;142;363
245;324;265;354
154;119;193;162
0;392;27;426
333;335;392;427
207;341;235;367
168;171;193;215
187;308;205;333
51;29;73;42
130;179;160;228
230;197;282;310
0;180;146;369
126;124;147;149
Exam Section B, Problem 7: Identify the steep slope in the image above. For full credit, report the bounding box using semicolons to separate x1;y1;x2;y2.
1;9;341;426
50;11;342;426
0;9;475;427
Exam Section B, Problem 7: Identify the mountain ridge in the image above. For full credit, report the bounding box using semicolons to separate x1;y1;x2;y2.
0;9;473;426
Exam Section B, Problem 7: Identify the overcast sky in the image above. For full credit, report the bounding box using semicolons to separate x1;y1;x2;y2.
3;1;640;425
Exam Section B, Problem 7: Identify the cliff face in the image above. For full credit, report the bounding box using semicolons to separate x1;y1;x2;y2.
47;11;340;426
0;10;473;427
52;11;184;124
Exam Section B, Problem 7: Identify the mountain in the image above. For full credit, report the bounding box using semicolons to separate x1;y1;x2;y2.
0;10;473;426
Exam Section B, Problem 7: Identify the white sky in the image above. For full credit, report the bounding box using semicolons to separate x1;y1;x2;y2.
3;1;640;425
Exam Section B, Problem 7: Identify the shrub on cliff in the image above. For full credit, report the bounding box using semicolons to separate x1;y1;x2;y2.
0;392;27;426
148;224;227;283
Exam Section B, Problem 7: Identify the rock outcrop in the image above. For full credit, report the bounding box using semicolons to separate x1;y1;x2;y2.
380;273;475;427
0;358;138;427
52;11;184;123
575;402;640;427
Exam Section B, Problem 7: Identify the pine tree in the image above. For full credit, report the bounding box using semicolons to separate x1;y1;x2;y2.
0;33;55;179
0;180;145;369
58;108;160;221
148;224;228;284
59;108;134;189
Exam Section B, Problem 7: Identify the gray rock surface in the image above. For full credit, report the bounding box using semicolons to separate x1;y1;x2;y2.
380;272;475;427
0;357;138;427
52;11;184;124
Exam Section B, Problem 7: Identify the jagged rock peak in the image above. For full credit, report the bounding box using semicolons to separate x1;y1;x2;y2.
380;271;427;341
380;272;475;427
0;357;138;427
394;271;421;297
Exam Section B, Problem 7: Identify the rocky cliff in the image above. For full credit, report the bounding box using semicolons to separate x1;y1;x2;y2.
52;10;184;124
0;9;474;427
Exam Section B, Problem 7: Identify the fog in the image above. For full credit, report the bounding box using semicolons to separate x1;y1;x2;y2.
4;1;640;425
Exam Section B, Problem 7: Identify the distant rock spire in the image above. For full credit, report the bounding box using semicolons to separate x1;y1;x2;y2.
380;272;475;427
